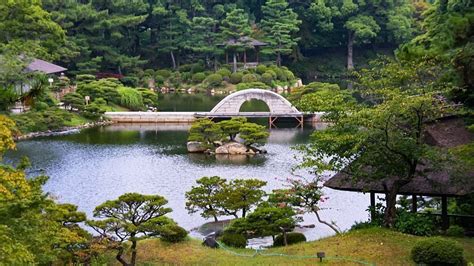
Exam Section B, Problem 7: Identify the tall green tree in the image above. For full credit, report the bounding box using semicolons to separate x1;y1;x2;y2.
261;0;301;66
185;176;227;222
221;8;252;72
309;0;414;70
298;59;453;227
221;178;267;218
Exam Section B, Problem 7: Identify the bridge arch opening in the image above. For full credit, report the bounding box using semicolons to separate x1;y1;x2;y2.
239;99;270;112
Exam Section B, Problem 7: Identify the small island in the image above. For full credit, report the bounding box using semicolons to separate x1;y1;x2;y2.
187;117;269;155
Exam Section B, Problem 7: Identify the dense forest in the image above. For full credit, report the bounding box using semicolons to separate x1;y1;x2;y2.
1;0;418;76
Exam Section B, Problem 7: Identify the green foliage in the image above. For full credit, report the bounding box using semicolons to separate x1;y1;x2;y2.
33;101;49;111
217;117;247;141
230;72;244;84
261;72;274;85
256;65;268;74
0;86;18;111
446;225;465;237
236;82;270;91
273;232;306;247
261;0;301;66
63;92;85;111
0;116;91;264
205;73;223;88
242;74;258;83
216;68;232;79
188;118;223;145
238;123;269;147
82;103;105;120
159;224;188;243
12;108;73;133
87;193;178;266
117;87;144;111
221;232;247;248
226;203;297;239
156;70;172;79
185;176;227;222
137;88;158;108
394;212;435;236
411;238;464;266
192;72;207;84
186;176;267;221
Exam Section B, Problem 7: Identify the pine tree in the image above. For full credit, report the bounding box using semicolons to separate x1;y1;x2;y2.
261;0;301;67
221;8;252;73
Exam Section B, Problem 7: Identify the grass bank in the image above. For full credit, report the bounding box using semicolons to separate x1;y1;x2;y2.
103;228;474;265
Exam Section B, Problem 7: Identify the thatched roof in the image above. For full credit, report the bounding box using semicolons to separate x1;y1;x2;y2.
220;37;267;47
26;59;67;74
324;116;474;196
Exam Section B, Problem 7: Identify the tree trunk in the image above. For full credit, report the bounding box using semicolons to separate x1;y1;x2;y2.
312;207;340;234
242;208;246;218
232;53;237;73
347;31;355;70
282;230;288;246
170;51;177;69
130;239;137;266
383;182;401;228
276;52;282;67
213;215;218;222
115;246;130;266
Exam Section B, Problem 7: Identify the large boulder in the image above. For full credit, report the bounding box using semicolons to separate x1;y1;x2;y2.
215;142;249;155
187;141;207;153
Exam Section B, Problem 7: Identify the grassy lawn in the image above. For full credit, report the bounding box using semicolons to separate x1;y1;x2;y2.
102;103;130;112
63;113;91;127
103;228;474;265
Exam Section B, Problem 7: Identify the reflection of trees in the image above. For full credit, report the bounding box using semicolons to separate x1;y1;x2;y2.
187;153;267;166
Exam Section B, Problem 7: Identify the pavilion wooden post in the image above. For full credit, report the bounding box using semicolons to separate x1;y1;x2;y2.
412;194;417;213
256;47;260;63
441;196;449;230
370;192;376;222
225;52;229;64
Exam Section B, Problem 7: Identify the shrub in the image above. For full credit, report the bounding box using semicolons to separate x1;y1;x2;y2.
446;225;465;237
273;232;306;247
178;64;193;72
82;103;105;120
63;92;85;111
144;69;155;77
285;70;295;81
265;70;277;79
137;88;158;107
236;82;270;91
120;76;139;87
76;74;96;84
217;68;232;79
93;97;107;106
191;64;205;74
350;221;379;231
12;108;73;133
256;64;267;74
205;74;223;88
156;69;172;78
230;72;243;84
155;75;165;86
181;72;192;83
261;72;273;85
192;72;207;84
242;73;258;83
34;101;49;111
117;87;144;111
221;232;247;248
160;224;188;243
411;238;464;266
394;212;435;236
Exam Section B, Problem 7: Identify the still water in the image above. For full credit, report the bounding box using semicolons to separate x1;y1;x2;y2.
7;123;369;243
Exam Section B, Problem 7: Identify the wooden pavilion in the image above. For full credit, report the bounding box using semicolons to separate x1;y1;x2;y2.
220;37;267;67
324;116;474;230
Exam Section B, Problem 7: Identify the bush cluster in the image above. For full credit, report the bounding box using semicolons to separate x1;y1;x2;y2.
273;232;306;247
220;232;247;248
159;224;188;243
446;225;465;237
394;212;435;236
12;108;74;133
411;238;464;266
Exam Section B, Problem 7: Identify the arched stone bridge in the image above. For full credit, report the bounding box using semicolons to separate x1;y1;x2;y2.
210;89;300;114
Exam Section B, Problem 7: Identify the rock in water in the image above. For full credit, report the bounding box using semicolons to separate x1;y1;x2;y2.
187;141;207;153
215;142;248;155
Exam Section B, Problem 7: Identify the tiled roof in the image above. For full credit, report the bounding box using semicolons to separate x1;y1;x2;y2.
26;58;67;74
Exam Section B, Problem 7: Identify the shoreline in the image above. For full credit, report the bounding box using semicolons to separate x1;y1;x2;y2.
14;120;114;141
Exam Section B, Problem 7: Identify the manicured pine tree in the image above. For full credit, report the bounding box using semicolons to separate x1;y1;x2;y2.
221;8;252;73
260;0;301;67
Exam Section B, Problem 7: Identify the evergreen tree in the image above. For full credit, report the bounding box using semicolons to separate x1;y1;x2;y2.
221;8;252;72
261;0;301;66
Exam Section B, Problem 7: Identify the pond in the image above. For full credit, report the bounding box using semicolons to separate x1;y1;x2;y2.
7;122;369;245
